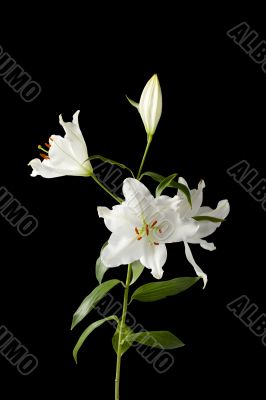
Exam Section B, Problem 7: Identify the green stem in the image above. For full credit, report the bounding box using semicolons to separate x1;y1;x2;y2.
136;135;153;180
91;174;122;203
115;264;132;400
91;135;153;399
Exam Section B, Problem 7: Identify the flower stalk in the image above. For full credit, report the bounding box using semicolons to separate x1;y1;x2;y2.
91;174;122;204
137;135;153;180
115;263;132;400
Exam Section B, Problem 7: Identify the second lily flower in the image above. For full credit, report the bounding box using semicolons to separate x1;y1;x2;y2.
28;111;93;178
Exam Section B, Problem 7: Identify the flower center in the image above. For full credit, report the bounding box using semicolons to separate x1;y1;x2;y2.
38;139;51;160
134;220;161;245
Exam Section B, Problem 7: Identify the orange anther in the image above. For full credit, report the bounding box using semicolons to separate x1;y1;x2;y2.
146;224;149;236
40;153;49;160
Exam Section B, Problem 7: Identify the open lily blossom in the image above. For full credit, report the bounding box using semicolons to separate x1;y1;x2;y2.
176;177;230;288
127;74;162;136
98;178;198;279
28;110;93;178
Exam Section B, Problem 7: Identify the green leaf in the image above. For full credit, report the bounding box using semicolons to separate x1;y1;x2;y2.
128;331;185;349
131;277;200;303
71;279;122;330
95;257;108;285
126;95;139;109
112;322;134;356
130;261;145;285
95;242;109;284
174;182;192;207
73;316;119;363
139;171;166;183
155;173;178;197
140;171;192;207
89;154;134;177
193;216;225;223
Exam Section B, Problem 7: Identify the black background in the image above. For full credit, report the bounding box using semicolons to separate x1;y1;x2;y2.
0;4;265;399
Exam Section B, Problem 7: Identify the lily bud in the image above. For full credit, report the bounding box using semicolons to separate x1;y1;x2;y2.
127;74;162;136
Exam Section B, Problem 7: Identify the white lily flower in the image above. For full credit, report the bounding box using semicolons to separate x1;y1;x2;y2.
28;110;93;178
177;177;230;288
127;74;162;136
98;178;198;280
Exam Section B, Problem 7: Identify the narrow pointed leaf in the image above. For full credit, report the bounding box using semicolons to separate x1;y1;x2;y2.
89;154;134;177
139;171;169;183
130;261;145;285
73;316;119;363
193;216;225;223
175;182;192;207
95;257;109;285
126;95;139;109
71;279;122;330
140;171;192;207
128;331;185;349
156;173;178;197
131;277;200;303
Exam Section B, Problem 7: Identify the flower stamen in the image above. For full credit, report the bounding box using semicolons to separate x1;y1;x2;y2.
38;145;48;154
40;153;50;160
135;227;142;241
146;224;149;236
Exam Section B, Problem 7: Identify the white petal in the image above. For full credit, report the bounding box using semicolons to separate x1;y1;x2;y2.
59;111;92;170
123;178;155;217
197;199;230;220
187;238;216;251
97;204;139;233
101;233;144;267
158;213;199;243
199;240;216;251
28;159;60;178
176;177;191;217
177;177;205;217
48;135;80;168
50;133;92;174
196;206;212;215
184;242;207;289
28;158;89;178
140;243;167;279
194;200;230;239
59;110;85;144
153;195;181;212
178;177;190;192
190;179;205;216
